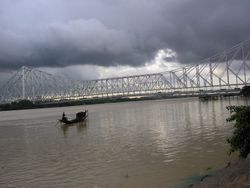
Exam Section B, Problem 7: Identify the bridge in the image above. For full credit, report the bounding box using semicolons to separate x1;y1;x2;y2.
0;40;250;104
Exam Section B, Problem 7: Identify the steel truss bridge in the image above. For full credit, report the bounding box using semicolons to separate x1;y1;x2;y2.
1;40;250;104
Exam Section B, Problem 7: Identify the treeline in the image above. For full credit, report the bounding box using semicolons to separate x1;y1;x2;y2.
0;100;35;111
0;97;156;111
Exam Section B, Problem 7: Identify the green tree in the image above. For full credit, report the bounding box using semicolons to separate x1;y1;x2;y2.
9;100;34;110
241;86;250;97
227;106;250;158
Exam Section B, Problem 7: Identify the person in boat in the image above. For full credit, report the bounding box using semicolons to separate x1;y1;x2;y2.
62;112;68;122
83;110;87;118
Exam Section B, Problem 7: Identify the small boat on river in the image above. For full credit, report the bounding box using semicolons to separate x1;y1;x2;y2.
59;110;88;125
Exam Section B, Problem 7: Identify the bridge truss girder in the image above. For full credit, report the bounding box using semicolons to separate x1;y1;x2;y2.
0;40;250;103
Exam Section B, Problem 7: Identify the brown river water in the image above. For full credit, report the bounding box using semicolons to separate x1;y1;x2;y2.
0;97;249;188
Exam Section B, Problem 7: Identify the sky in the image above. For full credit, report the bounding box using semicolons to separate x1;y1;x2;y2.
0;0;250;85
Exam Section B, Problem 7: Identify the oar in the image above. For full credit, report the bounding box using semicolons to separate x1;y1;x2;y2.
54;120;61;128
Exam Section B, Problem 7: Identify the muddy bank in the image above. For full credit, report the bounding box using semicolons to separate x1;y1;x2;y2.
189;157;250;188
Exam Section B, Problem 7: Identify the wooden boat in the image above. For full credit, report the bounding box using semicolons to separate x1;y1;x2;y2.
59;110;88;125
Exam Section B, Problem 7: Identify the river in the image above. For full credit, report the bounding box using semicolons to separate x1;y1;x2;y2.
0;97;249;188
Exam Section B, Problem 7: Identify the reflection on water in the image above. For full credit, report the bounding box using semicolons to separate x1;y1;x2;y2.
0;97;249;188
59;121;88;136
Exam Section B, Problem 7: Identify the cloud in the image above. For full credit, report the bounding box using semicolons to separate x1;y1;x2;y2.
41;65;101;81
42;19;143;66
0;0;249;71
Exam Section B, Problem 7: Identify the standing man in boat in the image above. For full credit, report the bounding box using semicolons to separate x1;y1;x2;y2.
62;112;67;121
83;110;87;118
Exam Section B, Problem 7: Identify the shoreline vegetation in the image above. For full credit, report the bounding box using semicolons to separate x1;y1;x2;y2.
0;85;249;111
189;104;250;188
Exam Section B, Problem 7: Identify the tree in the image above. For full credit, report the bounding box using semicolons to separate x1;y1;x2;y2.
227;106;250;158
9;100;34;110
241;86;250;97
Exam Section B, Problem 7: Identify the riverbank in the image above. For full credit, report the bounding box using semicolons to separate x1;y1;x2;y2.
189;157;250;188
0;95;196;111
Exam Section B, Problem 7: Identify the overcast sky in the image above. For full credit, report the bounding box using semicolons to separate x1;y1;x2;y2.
0;0;250;84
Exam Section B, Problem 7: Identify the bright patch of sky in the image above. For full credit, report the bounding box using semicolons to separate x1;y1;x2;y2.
40;48;182;81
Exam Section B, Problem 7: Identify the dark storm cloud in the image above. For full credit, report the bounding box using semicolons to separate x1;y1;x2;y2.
161;0;250;62
0;0;249;70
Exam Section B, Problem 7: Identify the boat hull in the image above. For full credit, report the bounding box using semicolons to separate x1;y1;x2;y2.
59;111;88;125
59;117;87;125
